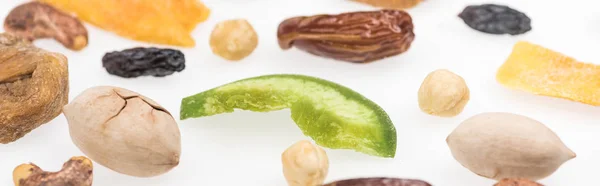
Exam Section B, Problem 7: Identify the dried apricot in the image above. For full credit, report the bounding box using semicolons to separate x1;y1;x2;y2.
496;41;600;106
39;0;210;47
352;0;422;9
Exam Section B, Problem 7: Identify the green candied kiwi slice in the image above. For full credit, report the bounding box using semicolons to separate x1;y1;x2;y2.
180;74;396;158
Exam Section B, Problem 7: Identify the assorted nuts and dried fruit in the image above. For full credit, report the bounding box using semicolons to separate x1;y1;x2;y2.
0;0;591;185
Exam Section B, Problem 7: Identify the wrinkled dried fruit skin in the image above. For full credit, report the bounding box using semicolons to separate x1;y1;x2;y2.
446;112;576;181
278;10;415;63
13;156;93;186
102;47;185;78
210;19;258;61
494;178;544;186
459;4;531;35
323;177;432;186
63;86;181;177
4;2;88;51
352;0;422;9
497;41;600;106
39;0;211;47
0;33;69;144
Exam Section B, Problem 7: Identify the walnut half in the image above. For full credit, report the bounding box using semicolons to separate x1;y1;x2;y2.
0;33;69;144
277;10;415;63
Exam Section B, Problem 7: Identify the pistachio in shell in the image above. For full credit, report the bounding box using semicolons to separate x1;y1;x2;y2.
63;86;181;177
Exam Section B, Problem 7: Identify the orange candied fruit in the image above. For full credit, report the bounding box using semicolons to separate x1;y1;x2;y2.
39;0;211;47
496;41;600;106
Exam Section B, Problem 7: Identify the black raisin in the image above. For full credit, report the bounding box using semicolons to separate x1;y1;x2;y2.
458;4;531;35
102;47;185;78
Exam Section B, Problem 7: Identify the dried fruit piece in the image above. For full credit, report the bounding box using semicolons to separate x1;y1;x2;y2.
210;19;258;61
180;74;397;158
322;177;432;186
278;10;415;63
352;0;422;9
0;33;69;144
418;69;470;117
13;156;93;186
497;41;600;106
447;112;576;180
63;86;181;177
494;178;544;186
282;140;329;186
459;4;531;35
4;2;88;51
102;47;185;78
39;0;211;47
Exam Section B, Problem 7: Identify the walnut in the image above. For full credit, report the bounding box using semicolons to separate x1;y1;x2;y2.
13;156;93;186
0;32;69;144
4;2;88;51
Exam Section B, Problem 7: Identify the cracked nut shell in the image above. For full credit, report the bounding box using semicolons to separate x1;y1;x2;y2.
0;32;69;144
63;86;181;177
4;2;88;51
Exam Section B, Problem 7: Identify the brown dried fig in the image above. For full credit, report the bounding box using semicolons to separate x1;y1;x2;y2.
0;32;69;144
4;2;88;51
277;10;415;63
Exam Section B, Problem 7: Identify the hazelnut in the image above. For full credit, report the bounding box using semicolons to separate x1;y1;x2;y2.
417;69;470;117
281;140;329;186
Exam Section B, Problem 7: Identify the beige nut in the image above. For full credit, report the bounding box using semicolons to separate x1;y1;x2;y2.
418;69;469;117
446;112;576;181
209;19;258;61
63;86;181;177
282;140;329;186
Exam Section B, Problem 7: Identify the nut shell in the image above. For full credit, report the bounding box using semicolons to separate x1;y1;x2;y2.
63;86;181;177
446;112;575;180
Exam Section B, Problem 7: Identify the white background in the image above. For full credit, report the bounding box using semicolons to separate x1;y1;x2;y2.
1;0;598;185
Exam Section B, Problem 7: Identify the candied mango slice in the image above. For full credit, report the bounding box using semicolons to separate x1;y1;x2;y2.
496;41;600;105
38;0;211;47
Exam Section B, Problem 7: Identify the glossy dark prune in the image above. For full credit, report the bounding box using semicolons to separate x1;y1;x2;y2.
102;47;185;78
458;4;531;35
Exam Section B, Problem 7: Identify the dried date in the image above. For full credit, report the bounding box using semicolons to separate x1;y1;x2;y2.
102;47;185;78
458;4;531;35
322;177;432;186
277;10;415;63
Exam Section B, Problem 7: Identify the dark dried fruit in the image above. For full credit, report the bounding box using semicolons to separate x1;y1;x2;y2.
322;177;432;186
494;178;544;186
4;2;88;51
277;10;415;63
458;4;531;35
102;47;185;78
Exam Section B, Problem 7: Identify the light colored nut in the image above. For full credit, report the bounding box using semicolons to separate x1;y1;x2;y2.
418;69;469;117
209;19;258;61
13;156;93;186
63;86;181;177
282;140;329;186
446;112;576;181
494;178;544;186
